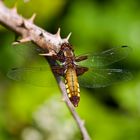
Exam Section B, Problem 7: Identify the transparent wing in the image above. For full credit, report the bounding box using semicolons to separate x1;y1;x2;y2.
7;67;58;87
76;46;131;68
13;41;47;61
78;68;132;88
13;42;37;56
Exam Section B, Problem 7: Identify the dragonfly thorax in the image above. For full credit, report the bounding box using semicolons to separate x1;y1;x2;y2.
60;43;77;69
61;43;74;57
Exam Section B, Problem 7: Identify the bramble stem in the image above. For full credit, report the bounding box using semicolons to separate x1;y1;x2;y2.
0;1;91;140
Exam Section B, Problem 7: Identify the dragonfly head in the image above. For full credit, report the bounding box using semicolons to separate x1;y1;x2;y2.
61;43;74;58
70;95;80;107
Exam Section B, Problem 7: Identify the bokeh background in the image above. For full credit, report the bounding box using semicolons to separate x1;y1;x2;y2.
0;0;140;140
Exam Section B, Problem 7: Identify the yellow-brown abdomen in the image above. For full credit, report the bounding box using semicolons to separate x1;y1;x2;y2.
65;68;80;107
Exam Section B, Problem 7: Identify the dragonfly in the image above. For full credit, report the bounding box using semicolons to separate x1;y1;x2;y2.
7;43;132;107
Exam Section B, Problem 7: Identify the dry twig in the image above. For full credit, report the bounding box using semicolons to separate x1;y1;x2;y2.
0;1;91;140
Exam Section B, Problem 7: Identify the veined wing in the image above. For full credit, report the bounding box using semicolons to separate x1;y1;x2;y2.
78;68;132;88
13;41;48;61
7;67;57;87
76;46;131;68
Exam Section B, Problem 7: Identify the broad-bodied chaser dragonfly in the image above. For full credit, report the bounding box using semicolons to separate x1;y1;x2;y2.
8;43;132;107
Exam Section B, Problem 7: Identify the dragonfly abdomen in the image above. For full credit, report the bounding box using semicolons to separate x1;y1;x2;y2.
65;68;80;107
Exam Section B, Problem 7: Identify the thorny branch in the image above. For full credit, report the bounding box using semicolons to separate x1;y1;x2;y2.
0;1;91;140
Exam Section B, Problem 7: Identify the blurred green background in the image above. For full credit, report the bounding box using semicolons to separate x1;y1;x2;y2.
0;0;140;140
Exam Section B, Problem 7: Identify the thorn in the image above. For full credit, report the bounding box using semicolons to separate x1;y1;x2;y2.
12;41;20;45
81;120;85;126
55;28;61;39
24;0;30;3
28;13;36;23
39;53;48;56
61;97;65;102
62;32;72;42
39;51;56;56
66;32;72;41
19;37;31;43
11;3;18;13
12;37;31;45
